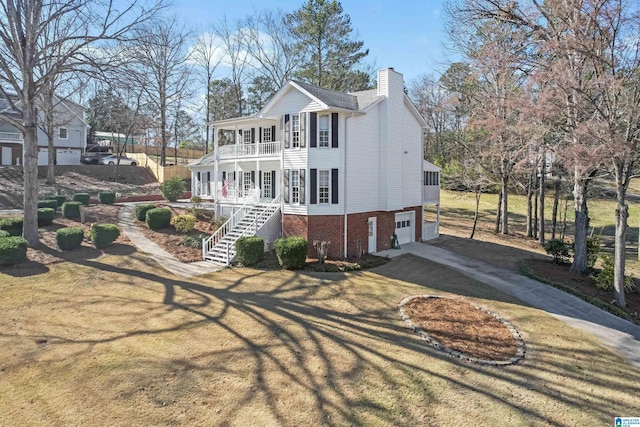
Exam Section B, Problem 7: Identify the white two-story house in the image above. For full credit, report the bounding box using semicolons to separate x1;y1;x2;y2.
189;68;440;264
0;94;88;166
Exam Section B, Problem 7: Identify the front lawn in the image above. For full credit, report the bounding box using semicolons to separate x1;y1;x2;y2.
1;251;638;425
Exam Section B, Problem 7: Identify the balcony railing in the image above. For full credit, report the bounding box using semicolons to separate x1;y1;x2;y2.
218;141;282;160
0;132;23;142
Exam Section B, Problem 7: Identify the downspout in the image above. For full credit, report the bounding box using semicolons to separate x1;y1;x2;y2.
343;113;353;259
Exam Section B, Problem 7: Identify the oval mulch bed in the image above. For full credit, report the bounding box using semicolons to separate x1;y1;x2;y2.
399;295;525;366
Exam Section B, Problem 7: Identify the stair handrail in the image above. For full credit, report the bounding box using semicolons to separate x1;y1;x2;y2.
235;194;281;241
202;194;261;259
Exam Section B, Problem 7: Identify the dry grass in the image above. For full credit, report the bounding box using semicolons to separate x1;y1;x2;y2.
1;250;639;426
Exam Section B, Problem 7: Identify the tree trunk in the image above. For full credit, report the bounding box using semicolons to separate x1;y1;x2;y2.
495;190;502;234
22;121;40;246
470;188;481;239
46;103;56;185
613;163;628;307
571;168;590;274
501;175;509;234
526;171;533;237
539;156;546;246
533;185;538;239
552;177;560;240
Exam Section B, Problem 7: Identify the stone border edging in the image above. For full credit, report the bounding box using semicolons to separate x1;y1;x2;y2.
398;294;526;366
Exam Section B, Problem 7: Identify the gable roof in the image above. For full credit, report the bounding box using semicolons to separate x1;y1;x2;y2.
290;80;359;111
189;151;215;167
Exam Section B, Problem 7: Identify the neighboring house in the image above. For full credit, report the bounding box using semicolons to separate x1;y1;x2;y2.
189;68;441;265
0;94;88;166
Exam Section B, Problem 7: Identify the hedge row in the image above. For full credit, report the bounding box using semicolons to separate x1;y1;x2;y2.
0;217;23;236
62;201;82;219
98;191;116;205
37;199;58;210
72;193;90;206
38;208;55;226
56;227;84;251
236;236;264;267
275;236;307;270
0;236;28;266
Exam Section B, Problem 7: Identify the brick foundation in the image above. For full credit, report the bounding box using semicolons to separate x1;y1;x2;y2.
283;206;422;259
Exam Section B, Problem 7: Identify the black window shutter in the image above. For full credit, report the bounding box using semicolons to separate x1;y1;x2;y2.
331;113;338;148
310;169;317;204
271;171;276;198
222;171;226;181
300;113;306;148
300;169;306;204
251;170;255;185
258;127;262;143
283;169;290;203
207;172;210;181
197;171;201;181
251;128;255;143
258;171;262;190
309;112;317;148
283;114;290;148
271;125;276;141
331;168;339;204
233;171;236;182
239;129;243;135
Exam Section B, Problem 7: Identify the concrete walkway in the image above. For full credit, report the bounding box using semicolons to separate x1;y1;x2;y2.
376;242;640;369
117;204;221;279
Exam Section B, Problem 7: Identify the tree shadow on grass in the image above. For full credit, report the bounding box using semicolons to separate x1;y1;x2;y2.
12;250;634;425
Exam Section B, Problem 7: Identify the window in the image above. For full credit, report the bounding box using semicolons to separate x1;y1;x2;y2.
318;170;329;204
263;172;272;199
243;129;252;144
424;171;440;186
59;127;68;139
318;114;329;148
291;170;300;203
291;114;300;148
262;127;272;142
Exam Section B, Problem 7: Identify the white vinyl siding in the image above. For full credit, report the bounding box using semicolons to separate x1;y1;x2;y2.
319;170;329;204
319;114;329;148
263;86;323;116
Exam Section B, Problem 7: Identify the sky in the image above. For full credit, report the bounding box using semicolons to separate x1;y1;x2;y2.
174;0;455;84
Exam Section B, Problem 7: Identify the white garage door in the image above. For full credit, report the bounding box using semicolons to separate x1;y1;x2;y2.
395;211;415;245
37;148;48;166
56;148;81;165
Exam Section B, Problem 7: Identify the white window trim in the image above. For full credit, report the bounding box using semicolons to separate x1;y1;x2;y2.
262;127;272;143
243;129;252;144
291;114;300;149
291;170;300;204
318;169;330;204
58;127;68;140
318;114;330;149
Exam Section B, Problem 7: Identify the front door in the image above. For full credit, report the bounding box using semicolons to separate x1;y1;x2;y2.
368;217;377;253
1;147;12;165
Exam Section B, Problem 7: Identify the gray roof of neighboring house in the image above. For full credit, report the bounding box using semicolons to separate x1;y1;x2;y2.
0;94;22;119
292;80;360;111
351;89;383;111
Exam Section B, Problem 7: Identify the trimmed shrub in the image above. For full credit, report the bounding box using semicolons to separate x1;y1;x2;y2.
587;236;601;269
0;230;10;238
52;194;67;207
236;236;265;267
62;201;82;219
38;199;58;210
160;176;185;202
543;239;569;264
72;193;90;205
98;191;117;205
594;255;636;292
145;208;172;230
56;226;84;251
275;236;307;270
37;208;55;226
134;203;157;221
91;223;121;249
171;214;197;233
0;217;23;236
0;236;28;266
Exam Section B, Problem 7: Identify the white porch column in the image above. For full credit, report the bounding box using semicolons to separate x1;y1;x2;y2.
256;159;261;200
213;126;219;200
234;161;239;203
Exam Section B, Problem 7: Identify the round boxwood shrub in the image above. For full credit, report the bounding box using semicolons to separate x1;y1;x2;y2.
0;230;10;238
98;191;116;205
0;236;28;266
91;223;121;249
275;236;308;270
51;194;67;207
236;236;265;267
0;217;23;236
134;203;157;221
37;208;55;226
56;227;84;251
72;193;90;205
171;214;197;233
160;176;185;202
145;208;172;230
38;199;58;210
62;201;82;219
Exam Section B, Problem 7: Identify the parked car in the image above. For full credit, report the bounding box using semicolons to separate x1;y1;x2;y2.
99;155;137;166
81;152;112;164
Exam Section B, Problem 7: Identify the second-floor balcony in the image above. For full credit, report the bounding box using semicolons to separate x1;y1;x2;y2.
0;132;23;143
218;141;281;160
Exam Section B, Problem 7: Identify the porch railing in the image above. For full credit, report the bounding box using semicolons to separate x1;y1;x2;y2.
0;132;23;142
217;141;282;159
